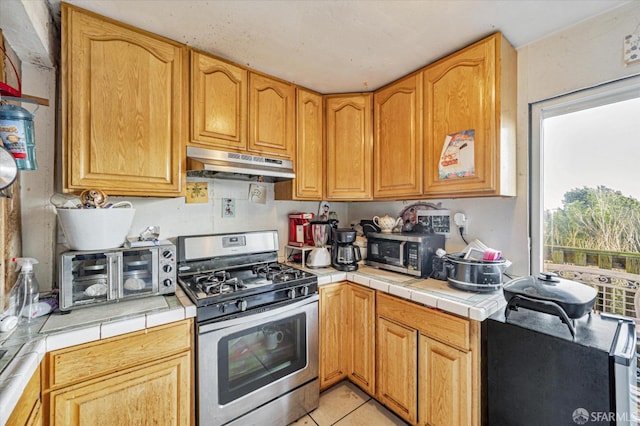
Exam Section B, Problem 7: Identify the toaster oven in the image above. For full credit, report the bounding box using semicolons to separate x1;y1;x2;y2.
365;232;445;278
58;243;176;312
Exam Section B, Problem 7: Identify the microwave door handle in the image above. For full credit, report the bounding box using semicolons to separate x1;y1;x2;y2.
399;241;406;266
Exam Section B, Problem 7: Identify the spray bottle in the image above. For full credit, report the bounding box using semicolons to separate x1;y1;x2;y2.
8;257;40;323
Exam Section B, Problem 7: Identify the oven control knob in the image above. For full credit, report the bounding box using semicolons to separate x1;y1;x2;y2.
287;289;296;299
163;264;173;273
162;250;173;259
163;279;173;287
236;300;248;311
218;304;225;314
300;286;309;296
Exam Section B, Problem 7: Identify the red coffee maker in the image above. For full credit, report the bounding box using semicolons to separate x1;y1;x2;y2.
288;213;315;247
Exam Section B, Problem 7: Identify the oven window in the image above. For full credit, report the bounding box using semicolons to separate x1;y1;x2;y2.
69;253;109;305
122;249;154;295
218;312;307;405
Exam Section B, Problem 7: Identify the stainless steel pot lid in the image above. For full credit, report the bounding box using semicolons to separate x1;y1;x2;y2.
0;146;18;190
503;272;597;305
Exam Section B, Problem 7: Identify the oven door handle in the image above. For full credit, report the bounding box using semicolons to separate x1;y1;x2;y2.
198;294;319;334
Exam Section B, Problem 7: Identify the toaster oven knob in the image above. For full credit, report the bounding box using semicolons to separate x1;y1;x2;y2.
163;278;173;287
162;250;173;259
236;299;248;311
287;289;296;299
163;264;173;273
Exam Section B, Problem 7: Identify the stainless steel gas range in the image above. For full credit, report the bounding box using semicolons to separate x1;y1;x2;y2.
176;230;319;426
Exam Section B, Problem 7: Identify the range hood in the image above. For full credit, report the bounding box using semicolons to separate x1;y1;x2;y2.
186;146;295;182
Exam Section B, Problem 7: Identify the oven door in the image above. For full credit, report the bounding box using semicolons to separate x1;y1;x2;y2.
197;295;319;425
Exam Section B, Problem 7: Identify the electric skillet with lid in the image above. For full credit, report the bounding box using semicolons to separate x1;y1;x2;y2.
502;272;597;338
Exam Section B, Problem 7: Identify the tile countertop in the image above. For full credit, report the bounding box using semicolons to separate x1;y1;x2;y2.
299;264;507;321
0;288;196;425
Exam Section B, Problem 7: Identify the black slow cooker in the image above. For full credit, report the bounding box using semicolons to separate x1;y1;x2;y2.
445;253;508;292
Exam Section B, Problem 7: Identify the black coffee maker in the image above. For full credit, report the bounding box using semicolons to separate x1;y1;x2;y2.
331;228;361;271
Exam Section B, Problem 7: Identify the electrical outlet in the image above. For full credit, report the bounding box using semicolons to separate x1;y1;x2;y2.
454;212;468;235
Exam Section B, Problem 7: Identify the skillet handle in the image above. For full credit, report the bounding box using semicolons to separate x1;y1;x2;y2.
505;294;576;339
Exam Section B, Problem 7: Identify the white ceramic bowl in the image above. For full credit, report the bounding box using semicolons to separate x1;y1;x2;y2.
56;207;135;250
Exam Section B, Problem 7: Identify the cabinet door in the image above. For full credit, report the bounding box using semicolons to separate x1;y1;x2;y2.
62;4;185;196
319;283;347;390
191;51;247;151
347;284;375;395
7;364;41;426
275;88;324;200
325;94;373;200
377;317;417;424
50;352;191;426
248;73;295;158
374;73;423;199
295;88;324;199
418;335;471;426
424;33;512;197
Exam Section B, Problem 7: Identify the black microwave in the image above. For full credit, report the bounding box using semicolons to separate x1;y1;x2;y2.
365;232;445;278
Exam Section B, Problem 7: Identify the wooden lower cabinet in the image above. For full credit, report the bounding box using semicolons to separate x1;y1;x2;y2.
376;292;478;426
319;282;376;394
346;283;375;395
418;335;471;426
49;352;190;425
319;283;347;390
7;364;42;426
320;286;479;426
377;317;417;424
42;319;193;426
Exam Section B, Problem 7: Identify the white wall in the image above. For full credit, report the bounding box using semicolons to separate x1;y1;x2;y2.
14;63;57;291
8;1;640;291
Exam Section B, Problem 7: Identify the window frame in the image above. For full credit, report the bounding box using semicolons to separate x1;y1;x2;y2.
529;74;640;275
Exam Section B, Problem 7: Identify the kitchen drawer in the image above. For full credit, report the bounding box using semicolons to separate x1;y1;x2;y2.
44;319;192;389
376;293;470;351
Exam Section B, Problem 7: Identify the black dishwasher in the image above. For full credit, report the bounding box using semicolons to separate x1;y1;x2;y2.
484;309;637;426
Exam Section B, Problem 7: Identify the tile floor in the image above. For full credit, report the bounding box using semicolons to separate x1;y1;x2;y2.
290;381;408;426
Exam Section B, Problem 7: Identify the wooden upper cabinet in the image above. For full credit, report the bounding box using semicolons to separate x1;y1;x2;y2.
248;73;295;158
374;73;423;199
62;3;185;196
275;88;324;200
423;32;516;198
190;51;247;151
325;94;373;200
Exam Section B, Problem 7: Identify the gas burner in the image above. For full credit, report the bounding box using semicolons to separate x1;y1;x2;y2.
194;270;229;285
253;263;284;280
271;268;305;283
193;271;246;295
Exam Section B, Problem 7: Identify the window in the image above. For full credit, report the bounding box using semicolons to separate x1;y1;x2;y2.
530;75;640;318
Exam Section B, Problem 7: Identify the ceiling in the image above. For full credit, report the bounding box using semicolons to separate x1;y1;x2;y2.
46;0;630;93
